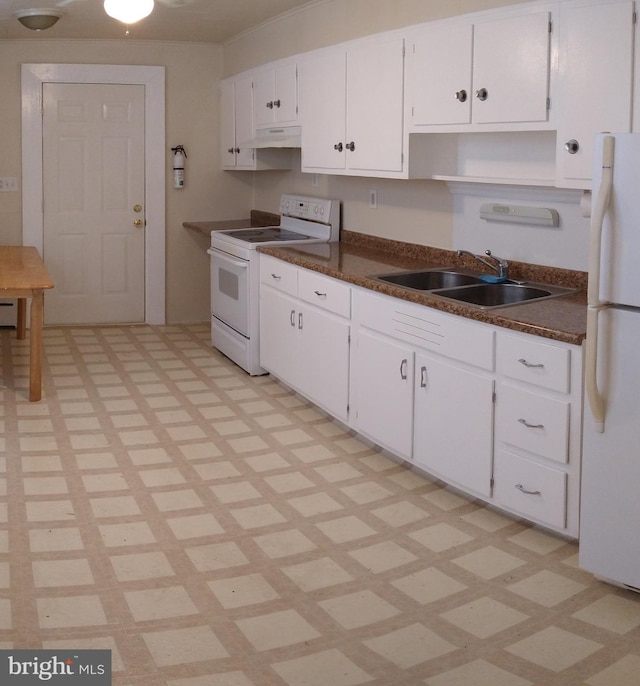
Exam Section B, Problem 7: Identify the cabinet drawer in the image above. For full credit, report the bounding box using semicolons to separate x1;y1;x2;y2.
497;331;571;393
497;384;570;463
299;269;351;318
260;255;298;296
494;449;567;529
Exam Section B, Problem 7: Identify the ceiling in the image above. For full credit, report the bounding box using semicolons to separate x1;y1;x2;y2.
0;0;317;43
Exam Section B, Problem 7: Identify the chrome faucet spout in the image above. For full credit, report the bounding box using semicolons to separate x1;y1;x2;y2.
456;249;509;279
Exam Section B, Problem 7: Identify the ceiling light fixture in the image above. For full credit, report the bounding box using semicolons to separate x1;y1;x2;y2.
103;0;155;25
14;8;63;31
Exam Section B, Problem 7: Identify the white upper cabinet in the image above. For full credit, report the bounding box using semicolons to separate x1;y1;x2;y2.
407;9;552;130
220;75;255;169
300;34;405;177
253;59;298;129
556;0;635;188
220;73;295;171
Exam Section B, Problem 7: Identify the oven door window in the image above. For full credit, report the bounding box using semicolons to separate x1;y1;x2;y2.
210;250;250;337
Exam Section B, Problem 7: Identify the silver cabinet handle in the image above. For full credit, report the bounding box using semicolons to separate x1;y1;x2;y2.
271;273;282;280
455;89;467;102
420;366;427;388
475;87;488;101
266;100;274;109
518;358;544;369
565;139;580;154
515;483;542;496
290;309;296;327
400;358;408;380
298;312;303;330
273;99;281;108
314;290;327;298
518;418;544;429
334;142;343;152
345;141;355;152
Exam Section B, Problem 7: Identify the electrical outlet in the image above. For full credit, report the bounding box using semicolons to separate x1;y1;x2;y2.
0;178;18;192
369;188;377;209
311;173;319;188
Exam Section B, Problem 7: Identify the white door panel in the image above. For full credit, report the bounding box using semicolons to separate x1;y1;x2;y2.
43;82;145;325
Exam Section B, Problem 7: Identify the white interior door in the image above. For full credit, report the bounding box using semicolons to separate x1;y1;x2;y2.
42;82;146;325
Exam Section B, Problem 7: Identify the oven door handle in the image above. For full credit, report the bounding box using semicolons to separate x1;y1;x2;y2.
207;248;249;269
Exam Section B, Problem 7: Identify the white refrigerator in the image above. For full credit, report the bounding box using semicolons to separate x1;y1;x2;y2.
580;133;640;590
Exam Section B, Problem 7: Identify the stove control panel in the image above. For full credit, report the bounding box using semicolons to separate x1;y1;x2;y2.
279;194;335;223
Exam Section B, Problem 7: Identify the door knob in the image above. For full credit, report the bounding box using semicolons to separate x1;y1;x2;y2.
345;141;355;152
475;88;488;101
133;218;144;227
455;89;467;102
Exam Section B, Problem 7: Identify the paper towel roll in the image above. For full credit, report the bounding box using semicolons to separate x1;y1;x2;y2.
580;190;592;218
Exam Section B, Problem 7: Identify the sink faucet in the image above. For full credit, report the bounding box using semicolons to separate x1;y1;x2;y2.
457;249;509;279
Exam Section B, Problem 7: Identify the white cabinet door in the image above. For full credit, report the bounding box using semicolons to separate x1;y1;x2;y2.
556;0;634;187
472;11;551;125
408;22;473;126
345;36;405;173
298;307;350;421
220;75;255;170
414;354;494;497
300;49;347;171
351;328;414;459
220;78;237;168
254;61;298;128
260;286;299;382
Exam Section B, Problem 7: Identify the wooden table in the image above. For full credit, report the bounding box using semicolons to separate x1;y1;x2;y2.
0;246;54;401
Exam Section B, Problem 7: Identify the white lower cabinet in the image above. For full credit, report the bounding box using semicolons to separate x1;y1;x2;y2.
259;255;350;421
351;288;496;497
260;259;583;537
493;330;583;536
414;353;494;498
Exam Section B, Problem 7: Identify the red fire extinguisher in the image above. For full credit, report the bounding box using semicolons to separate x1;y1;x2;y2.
171;145;187;188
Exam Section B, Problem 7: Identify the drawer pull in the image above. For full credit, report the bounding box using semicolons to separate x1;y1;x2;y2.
515;483;542;496
400;358;408;380
420;366;428;388
290;309;296;327
518;418;545;430
518;358;544;369
314;290;327;298
271;273;282;281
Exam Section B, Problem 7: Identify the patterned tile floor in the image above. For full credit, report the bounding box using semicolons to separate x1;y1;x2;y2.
1;323;640;686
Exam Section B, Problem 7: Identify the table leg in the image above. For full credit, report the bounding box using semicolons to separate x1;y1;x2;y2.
29;290;44;402
17;298;27;340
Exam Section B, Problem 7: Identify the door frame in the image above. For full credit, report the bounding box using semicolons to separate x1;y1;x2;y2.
21;63;166;325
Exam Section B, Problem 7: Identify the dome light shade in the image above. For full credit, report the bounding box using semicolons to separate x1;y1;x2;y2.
14;9;63;31
104;0;155;24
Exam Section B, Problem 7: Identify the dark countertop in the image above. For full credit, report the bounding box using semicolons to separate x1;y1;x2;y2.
183;210;281;238
259;231;588;346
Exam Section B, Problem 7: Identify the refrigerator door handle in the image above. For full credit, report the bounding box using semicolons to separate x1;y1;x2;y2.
585;134;614;434
585;305;605;433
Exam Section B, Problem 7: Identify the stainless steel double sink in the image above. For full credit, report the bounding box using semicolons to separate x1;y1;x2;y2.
369;267;576;309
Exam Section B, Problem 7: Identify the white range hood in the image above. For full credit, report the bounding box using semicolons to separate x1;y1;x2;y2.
241;125;301;149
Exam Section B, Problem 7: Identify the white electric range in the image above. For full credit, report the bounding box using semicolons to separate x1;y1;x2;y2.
207;194;340;375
